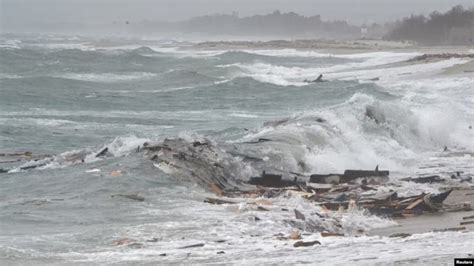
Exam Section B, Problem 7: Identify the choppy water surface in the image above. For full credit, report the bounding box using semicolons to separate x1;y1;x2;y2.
0;35;473;264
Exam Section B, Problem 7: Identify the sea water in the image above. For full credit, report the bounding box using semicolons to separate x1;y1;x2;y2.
0;34;473;264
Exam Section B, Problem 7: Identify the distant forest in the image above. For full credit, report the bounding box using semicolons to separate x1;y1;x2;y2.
179;11;360;38
135;10;361;39
385;5;474;45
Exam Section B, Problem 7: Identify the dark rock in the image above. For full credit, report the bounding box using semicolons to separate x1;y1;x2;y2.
217;251;225;254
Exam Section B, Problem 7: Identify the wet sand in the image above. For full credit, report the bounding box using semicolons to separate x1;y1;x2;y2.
193;39;473;54
370;188;474;236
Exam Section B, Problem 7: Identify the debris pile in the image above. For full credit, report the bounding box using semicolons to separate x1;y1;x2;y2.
4;137;474;248
247;170;468;218
141;138;473;233
408;53;474;62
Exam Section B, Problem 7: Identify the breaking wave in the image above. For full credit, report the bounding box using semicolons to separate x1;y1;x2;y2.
234;91;473;174
53;72;157;83
9;135;151;172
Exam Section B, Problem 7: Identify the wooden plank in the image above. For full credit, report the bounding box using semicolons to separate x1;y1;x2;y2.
462;215;474;220
204;197;236;205
405;198;424;210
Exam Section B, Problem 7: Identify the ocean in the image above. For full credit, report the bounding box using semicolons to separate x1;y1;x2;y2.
0;34;473;264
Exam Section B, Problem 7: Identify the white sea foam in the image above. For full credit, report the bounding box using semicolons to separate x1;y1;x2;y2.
328;58;469;82
224;51;423;86
29;42;96;51
54;72;157;82
133;46;227;58
9;135;152;172
0;73;22;79
234;85;474;175
228;113;259;118
246;50;419;61
239;49;334;58
0;39;22;49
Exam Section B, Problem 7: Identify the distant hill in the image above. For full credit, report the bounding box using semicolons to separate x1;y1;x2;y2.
385;5;474;45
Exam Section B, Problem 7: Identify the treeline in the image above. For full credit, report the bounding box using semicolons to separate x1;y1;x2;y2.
385;5;474;45
135;10;360;39
180;11;359;38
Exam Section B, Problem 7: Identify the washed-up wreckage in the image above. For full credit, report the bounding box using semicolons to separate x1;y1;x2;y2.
143;138;472;221
3;135;473;240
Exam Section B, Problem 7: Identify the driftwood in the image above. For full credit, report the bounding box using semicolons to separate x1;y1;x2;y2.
293;240;321;247
316;190;454;217
247;171;303;188
243;138;272;144
409;53;474;62
321;232;344;237
144;137;473;229
111;194;145;202
462;215;474;220
204;197;236;205
400;175;445;184
309;168;389;184
433;227;466;232
460;221;474;226
178;243;205;249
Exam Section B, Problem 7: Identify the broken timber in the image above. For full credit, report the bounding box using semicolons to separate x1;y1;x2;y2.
144;138;473;224
310;169;389;184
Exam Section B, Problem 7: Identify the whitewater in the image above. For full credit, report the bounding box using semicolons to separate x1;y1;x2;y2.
0;35;473;264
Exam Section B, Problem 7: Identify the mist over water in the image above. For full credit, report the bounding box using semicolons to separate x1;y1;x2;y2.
0;34;473;264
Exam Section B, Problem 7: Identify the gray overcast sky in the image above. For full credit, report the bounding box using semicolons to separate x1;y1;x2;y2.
1;0;473;26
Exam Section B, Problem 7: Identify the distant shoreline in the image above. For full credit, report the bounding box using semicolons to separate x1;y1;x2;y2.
191;39;474;77
192;39;474;54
